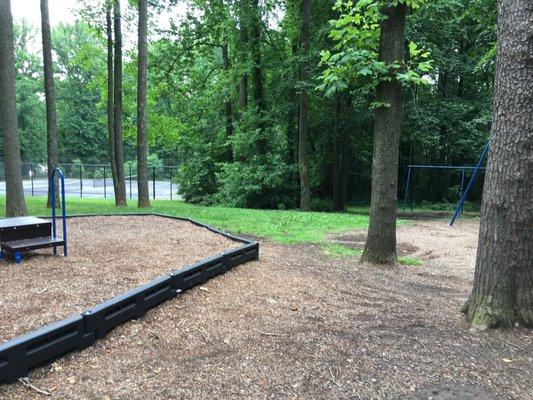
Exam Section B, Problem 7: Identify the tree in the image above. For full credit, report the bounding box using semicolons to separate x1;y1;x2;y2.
331;94;343;210
238;0;248;109
249;0;265;116
106;1;119;204
298;0;310;211
361;2;407;264
13;22;47;162
113;0;127;206
52;22;108;163
40;0;59;208
463;0;532;329
136;0;150;207
0;0;27;217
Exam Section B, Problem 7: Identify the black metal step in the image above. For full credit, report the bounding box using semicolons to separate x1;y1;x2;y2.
0;217;52;242
2;237;64;252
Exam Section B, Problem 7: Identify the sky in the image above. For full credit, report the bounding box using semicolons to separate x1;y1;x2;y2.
11;0;78;27
10;0;180;53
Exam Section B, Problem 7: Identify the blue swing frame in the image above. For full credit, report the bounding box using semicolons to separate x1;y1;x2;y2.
401;141;490;225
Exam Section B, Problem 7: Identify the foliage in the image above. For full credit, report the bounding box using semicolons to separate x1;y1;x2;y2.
8;0;497;209
318;0;432;99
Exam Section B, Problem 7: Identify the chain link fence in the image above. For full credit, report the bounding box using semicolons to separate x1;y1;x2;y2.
0;162;181;200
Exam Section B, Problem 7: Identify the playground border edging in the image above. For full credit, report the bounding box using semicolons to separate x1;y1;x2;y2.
0;213;259;384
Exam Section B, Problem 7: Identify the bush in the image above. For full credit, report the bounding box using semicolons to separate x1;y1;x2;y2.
215;154;298;209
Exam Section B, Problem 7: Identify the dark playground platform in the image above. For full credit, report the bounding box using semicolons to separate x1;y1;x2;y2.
0;216;64;263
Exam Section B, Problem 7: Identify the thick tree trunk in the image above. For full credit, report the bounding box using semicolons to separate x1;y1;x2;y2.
298;0;310;211
221;42;234;161
106;3;119;201
136;0;150;208
464;0;532;329
332;94;343;211
361;3;406;264
0;0;27;217
40;0;59;209
238;0;248;109
113;0;127;206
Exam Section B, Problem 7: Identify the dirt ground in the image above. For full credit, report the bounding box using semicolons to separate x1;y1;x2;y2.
0;215;240;343
1;218;531;399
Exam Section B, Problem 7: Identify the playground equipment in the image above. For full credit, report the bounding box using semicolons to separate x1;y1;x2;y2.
401;142;490;225
0;167;67;263
449;141;490;226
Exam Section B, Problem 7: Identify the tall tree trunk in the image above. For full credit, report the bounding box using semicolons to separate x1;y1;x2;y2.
221;42;234;161
113;0;127;206
136;0;150;207
0;0;27;217
464;0;532;329
340;127;349;210
332;94;343;211
249;0;264;114
298;0;310;211
286;39;299;164
361;3;406;264
238;0;248;109
40;0;59;209
106;2;118;201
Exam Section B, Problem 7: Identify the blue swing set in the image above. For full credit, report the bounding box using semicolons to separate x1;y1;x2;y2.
401;142;490;226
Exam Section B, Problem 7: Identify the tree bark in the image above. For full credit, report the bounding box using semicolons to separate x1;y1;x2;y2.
249;0;264;114
238;0;248;109
0;0;27;217
221;41;234;162
464;0;532;329
361;3;407;264
40;0;59;209
106;1;119;202
298;0;310;211
136;0;150;208
113;0;127;206
332;94;343;211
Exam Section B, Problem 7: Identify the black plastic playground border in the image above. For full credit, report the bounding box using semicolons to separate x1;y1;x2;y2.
0;213;259;384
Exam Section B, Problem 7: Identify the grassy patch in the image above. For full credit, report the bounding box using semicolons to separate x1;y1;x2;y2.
321;243;363;259
0;196;370;245
398;256;423;266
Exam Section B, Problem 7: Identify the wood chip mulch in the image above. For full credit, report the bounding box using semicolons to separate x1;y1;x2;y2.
0;215;240;343
0;218;531;399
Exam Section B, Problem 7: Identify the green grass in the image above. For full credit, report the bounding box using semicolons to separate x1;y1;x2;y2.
398;256;423;266
1;196;423;264
321;242;422;265
0;196;370;245
321;243;363;258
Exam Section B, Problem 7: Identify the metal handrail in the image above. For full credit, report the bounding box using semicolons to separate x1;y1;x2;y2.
50;167;67;256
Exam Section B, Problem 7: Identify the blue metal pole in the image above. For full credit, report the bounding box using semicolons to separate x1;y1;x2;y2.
403;166;412;212
51;169;57;255
31;163;34;196
60;170;67;257
459;168;466;215
450;142;490;226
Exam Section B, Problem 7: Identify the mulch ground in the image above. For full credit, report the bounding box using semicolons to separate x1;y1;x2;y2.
0;218;531;399
0;215;240;343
